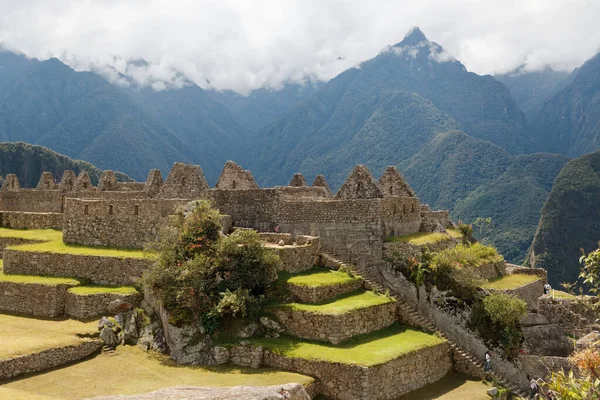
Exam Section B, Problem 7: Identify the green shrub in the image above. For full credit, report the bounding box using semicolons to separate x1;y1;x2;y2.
483;293;527;326
457;223;474;245
432;243;502;271
143;200;279;328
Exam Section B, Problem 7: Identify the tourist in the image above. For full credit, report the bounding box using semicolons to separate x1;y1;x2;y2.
484;350;492;372
274;224;280;233
544;283;551;295
528;375;540;399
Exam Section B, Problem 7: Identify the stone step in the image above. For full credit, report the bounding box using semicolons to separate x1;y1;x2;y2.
273;290;397;344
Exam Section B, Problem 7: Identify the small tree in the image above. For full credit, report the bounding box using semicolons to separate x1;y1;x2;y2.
473;217;494;245
579;244;600;296
457;223;474;245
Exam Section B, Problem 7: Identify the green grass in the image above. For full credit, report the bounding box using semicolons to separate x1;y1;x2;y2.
233;324;445;366
396;373;491;400
0;228;62;242
385;231;451;245
0;345;313;400
285;266;360;287
481;274;540;290
432;243;503;270
552;290;577;300
279;289;394;315
0;314;97;359
0;227;146;258
0;260;80;286
446;228;463;239
68;285;138;296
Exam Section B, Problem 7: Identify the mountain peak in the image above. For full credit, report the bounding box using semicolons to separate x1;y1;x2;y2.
402;27;428;45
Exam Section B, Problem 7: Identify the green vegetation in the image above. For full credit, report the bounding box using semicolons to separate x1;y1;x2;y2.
143;200;279;329
0;260;80;286
0;142;130;187
446;228;463;239
481;274;540;290
232;324;444;366
385;232;450;245
10;239;146;259
0;345;313;400
552;290;577;300
482;293;527;326
531;151;600;287
0;228;62;242
0;314;97;359
279;290;393;315
285;267;360;287
432;243;502;271
68;285;138;296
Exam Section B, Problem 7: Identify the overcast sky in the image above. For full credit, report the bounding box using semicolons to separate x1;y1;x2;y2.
1;0;599;94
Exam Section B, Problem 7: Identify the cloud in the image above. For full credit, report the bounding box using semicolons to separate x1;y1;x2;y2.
1;0;599;94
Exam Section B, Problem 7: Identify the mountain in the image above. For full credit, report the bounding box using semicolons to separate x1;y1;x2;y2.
248;27;533;187
530;151;600;287
399;130;568;264
0;142;131;187
124;83;246;183
0;56;194;180
495;65;571;117
453;153;569;263
207;82;322;133
0;50;37;93
533;52;600;157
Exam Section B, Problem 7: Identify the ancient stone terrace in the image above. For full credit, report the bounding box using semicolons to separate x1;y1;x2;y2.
0;161;451;267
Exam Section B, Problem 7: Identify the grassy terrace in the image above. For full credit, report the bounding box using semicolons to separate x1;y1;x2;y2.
0;346;313;400
232;324;445;366
0;314;97;360
284;266;361;287
384;231;452;245
279;289;393;315
0;261;80;286
68;285;138;296
432;243;503;270
481;274;540;290
0;228;145;258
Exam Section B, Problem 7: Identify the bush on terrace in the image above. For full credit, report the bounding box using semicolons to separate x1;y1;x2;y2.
144;200;280;329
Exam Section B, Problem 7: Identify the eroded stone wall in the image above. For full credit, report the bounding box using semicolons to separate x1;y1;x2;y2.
65;290;142;319
3;249;152;285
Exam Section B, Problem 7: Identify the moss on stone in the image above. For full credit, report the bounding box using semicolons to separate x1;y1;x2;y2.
68;285;138;296
481;274;540;290
241;324;445;366
285;267;360;288
279;289;394;315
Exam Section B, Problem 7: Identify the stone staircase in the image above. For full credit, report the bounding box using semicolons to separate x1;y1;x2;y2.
320;252;528;398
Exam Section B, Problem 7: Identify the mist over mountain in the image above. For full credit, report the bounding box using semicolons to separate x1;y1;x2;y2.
247;28;533;187
495;66;571;117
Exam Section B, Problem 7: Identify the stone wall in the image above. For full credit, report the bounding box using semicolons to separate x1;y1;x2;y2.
0;281;78;317
452;348;486;379
65;290;142;319
0;237;41;258
420;210;451;231
265;236;320;273
62;198;188;248
538;296;599;335
491;276;545;311
0;339;101;380
477;261;507;280
0;190;64;213
288;279;363;304
263;342;452;400
382;238;458;260
3;249;152;285
273;301;397;344
0;211;63;230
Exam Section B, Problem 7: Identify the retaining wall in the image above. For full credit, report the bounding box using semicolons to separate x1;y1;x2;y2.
273;301;397;344
0;340;102;381
0;281;77;317
65;290;142;319
3;249;152;285
288;279;363;304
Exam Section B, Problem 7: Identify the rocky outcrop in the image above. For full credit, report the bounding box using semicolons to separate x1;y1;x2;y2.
88;383;311;400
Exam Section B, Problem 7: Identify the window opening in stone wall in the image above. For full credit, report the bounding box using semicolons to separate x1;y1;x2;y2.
411;203;415;213
84;205;88;215
109;204;113;215
46;181;50;188
357;182;363;194
403;204;406;214
232;180;237;189
83;182;88;189
134;204;139;216
181;178;186;185
389;186;393;195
